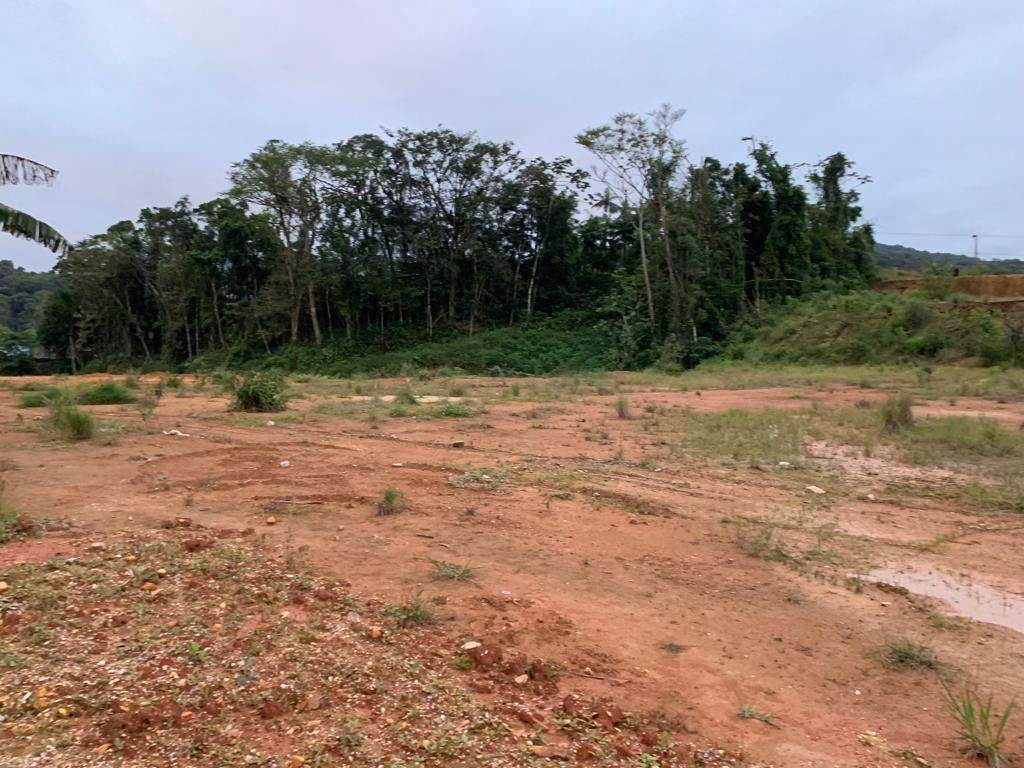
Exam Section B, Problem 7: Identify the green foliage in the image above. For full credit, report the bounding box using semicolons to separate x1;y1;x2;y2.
17;391;54;408
163;374;182;389
47;395;95;441
429;560;474;581
376;488;406;517
733;291;1020;367
382;591;432;626
231;371;287;412
883;640;937;669
615;395;629;419
881;393;914;433
393;386;418;406
426;402;475;419
944;682;1015;768
76;381;136;405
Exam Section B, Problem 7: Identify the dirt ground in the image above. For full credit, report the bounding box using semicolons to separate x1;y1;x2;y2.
2;373;1023;767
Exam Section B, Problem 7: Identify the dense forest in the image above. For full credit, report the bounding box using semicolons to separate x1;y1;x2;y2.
29;107;877;372
0;259;56;331
875;243;1024;275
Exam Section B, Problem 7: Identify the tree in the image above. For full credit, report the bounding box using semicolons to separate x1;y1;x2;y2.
0;155;69;254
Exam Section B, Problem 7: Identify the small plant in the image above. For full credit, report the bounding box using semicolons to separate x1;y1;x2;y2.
615;395;630;419
183;641;209;665
883;640;938;670
430;560;474;581
232;371;287;412
447;384;467;398
164;373;182;389
376;488;406;517
393;386;418;406
881;393;914;433
943;682;1015;768
48;396;95;441
77;381;136;405
661;642;687;654
738;704;777;726
429;402;474;419
18;391;55;408
382;591;432;626
122;373;141;390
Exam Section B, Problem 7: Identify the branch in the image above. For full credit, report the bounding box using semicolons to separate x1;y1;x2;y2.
0;203;69;254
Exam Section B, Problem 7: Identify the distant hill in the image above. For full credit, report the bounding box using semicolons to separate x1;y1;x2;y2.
875;243;1024;274
0;259;56;331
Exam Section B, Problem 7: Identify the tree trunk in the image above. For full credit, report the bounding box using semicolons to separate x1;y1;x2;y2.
637;207;656;332
211;280;225;348
307;281;322;347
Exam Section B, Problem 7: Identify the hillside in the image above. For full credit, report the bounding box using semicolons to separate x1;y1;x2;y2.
875;243;1024;274
0;258;56;331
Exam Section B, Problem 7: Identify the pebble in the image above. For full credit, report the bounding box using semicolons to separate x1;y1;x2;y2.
370;626;383;639
806;485;826;495
514;673;529;685
392;463;403;467
265;516;277;526
461;640;482;651
0;581;8;592
279;460;290;468
265;420;275;426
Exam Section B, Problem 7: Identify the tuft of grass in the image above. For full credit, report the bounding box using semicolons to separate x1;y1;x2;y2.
393;386;418;406
615;395;630;419
163;373;182;389
232;371;287;412
17;390;55;408
77;381;136;405
427;402;475;419
661;642;687;654
943;682;1015;768
430;560;474;581
376;488;407;517
47;395;96;441
881;393;914;433
122;373;141;390
883;640;938;670
382;591;432;626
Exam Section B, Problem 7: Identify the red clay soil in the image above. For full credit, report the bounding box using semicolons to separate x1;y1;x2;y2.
2;376;1023;767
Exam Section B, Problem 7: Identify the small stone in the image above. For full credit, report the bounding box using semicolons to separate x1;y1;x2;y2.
265;420;275;426
123;555;138;563
867;493;876;501
87;542;106;551
211;623;223;633
291;756;306;766
806;485;826;495
0;581;8;592
265;516;277;526
778;461;791;467
141;581;158;592
514;673;529;685
451;440;465;448
370;626;383;639
461;640;482;651
392;462;403;467
279;460;290;468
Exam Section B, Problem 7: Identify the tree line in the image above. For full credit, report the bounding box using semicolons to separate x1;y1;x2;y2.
36;106;876;371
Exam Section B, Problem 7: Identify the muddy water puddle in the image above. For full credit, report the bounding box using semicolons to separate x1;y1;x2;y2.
871;566;1024;634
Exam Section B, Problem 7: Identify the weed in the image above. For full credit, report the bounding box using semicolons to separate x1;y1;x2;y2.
430;560;474;581
448;468;506;489
881;393;914;433
428;402;475;419
47;396;96;441
943;681;1015;767
883;640;938;670
232;371;287;412
17;391;55;408
615;395;630;419
164;374;182;389
377;488;407;517
382;591;432;626
738;704;777;726
661;642;687;654
77;381;136;405
447;384;467;398
393;386;418;406
122;373;141;390
388;403;417;418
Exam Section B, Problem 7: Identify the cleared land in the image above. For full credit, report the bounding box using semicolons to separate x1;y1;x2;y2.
1;367;1023;767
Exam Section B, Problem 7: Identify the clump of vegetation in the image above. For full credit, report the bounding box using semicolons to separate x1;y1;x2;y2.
430;560;474;581
231;371;287;412
163;373;182;389
615;395;630;419
944;682;1015;768
738;704;777;726
47;395;95;441
376;488;407;516
448;468;506;489
387;403;417;418
881;393;914;433
77;381;135;405
122;373;141;389
17;390;56;408
382;591;432;626
393;386;418;406
427;401;475;419
883;640;938;669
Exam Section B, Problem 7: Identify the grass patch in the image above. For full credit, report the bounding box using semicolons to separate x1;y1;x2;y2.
943;682;1015;768
881;393;914;433
231;371;288;412
77;381;135;405
738;704;777;726
615;395;630;419
47;395;96;441
429;560;474;581
448;468;506;489
883;640;938;670
17;390;56;408
382;591;432;626
672;408;804;465
376;488;407;517
393;386;418;406
425;401;475;419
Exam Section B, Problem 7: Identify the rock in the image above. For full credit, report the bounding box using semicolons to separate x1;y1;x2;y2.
530;744;569;759
259;698;287;719
140;581;158;592
123;555;138;563
162;428;190;437
392;463;403;467
468;642;503;669
0;581;8;593
265;420;275;426
87;542;107;551
279;460;290;468
211;623;223;633
640;729;661;747
514;673;530;685
562;694;590;718
461;640;482;651
265;516;277;526
778;461;791;467
370;626;383;639
806;485;826;495
451;440;465;448
594;698;625;729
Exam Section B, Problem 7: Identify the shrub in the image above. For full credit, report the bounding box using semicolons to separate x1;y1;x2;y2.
232;372;287;412
376;488;406;516
393;386;418;406
883;640;937;669
18;391;53;408
615;395;630;419
48;396;96;441
164;374;182;389
428;402;475;419
77;381;135;405
881;393;914;433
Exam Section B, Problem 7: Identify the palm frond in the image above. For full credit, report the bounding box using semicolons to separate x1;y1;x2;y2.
0;203;69;254
0;154;59;186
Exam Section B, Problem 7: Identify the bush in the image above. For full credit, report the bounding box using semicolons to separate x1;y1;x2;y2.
18;391;54;408
881;393;914;433
231;372;287;412
48;396;96;441
427;402;475;419
163;374;182;389
376;488;406;516
77;381;136;405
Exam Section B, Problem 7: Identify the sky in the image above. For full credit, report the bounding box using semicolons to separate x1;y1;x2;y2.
4;0;1023;271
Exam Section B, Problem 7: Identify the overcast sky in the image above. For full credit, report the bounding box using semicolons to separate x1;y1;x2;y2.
4;0;1022;271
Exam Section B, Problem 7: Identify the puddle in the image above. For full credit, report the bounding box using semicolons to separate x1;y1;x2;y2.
870;566;1024;635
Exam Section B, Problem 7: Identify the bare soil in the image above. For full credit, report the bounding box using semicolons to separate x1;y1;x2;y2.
2;374;1023;767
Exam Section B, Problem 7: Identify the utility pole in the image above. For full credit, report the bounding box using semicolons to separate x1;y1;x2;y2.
972;234;978;259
